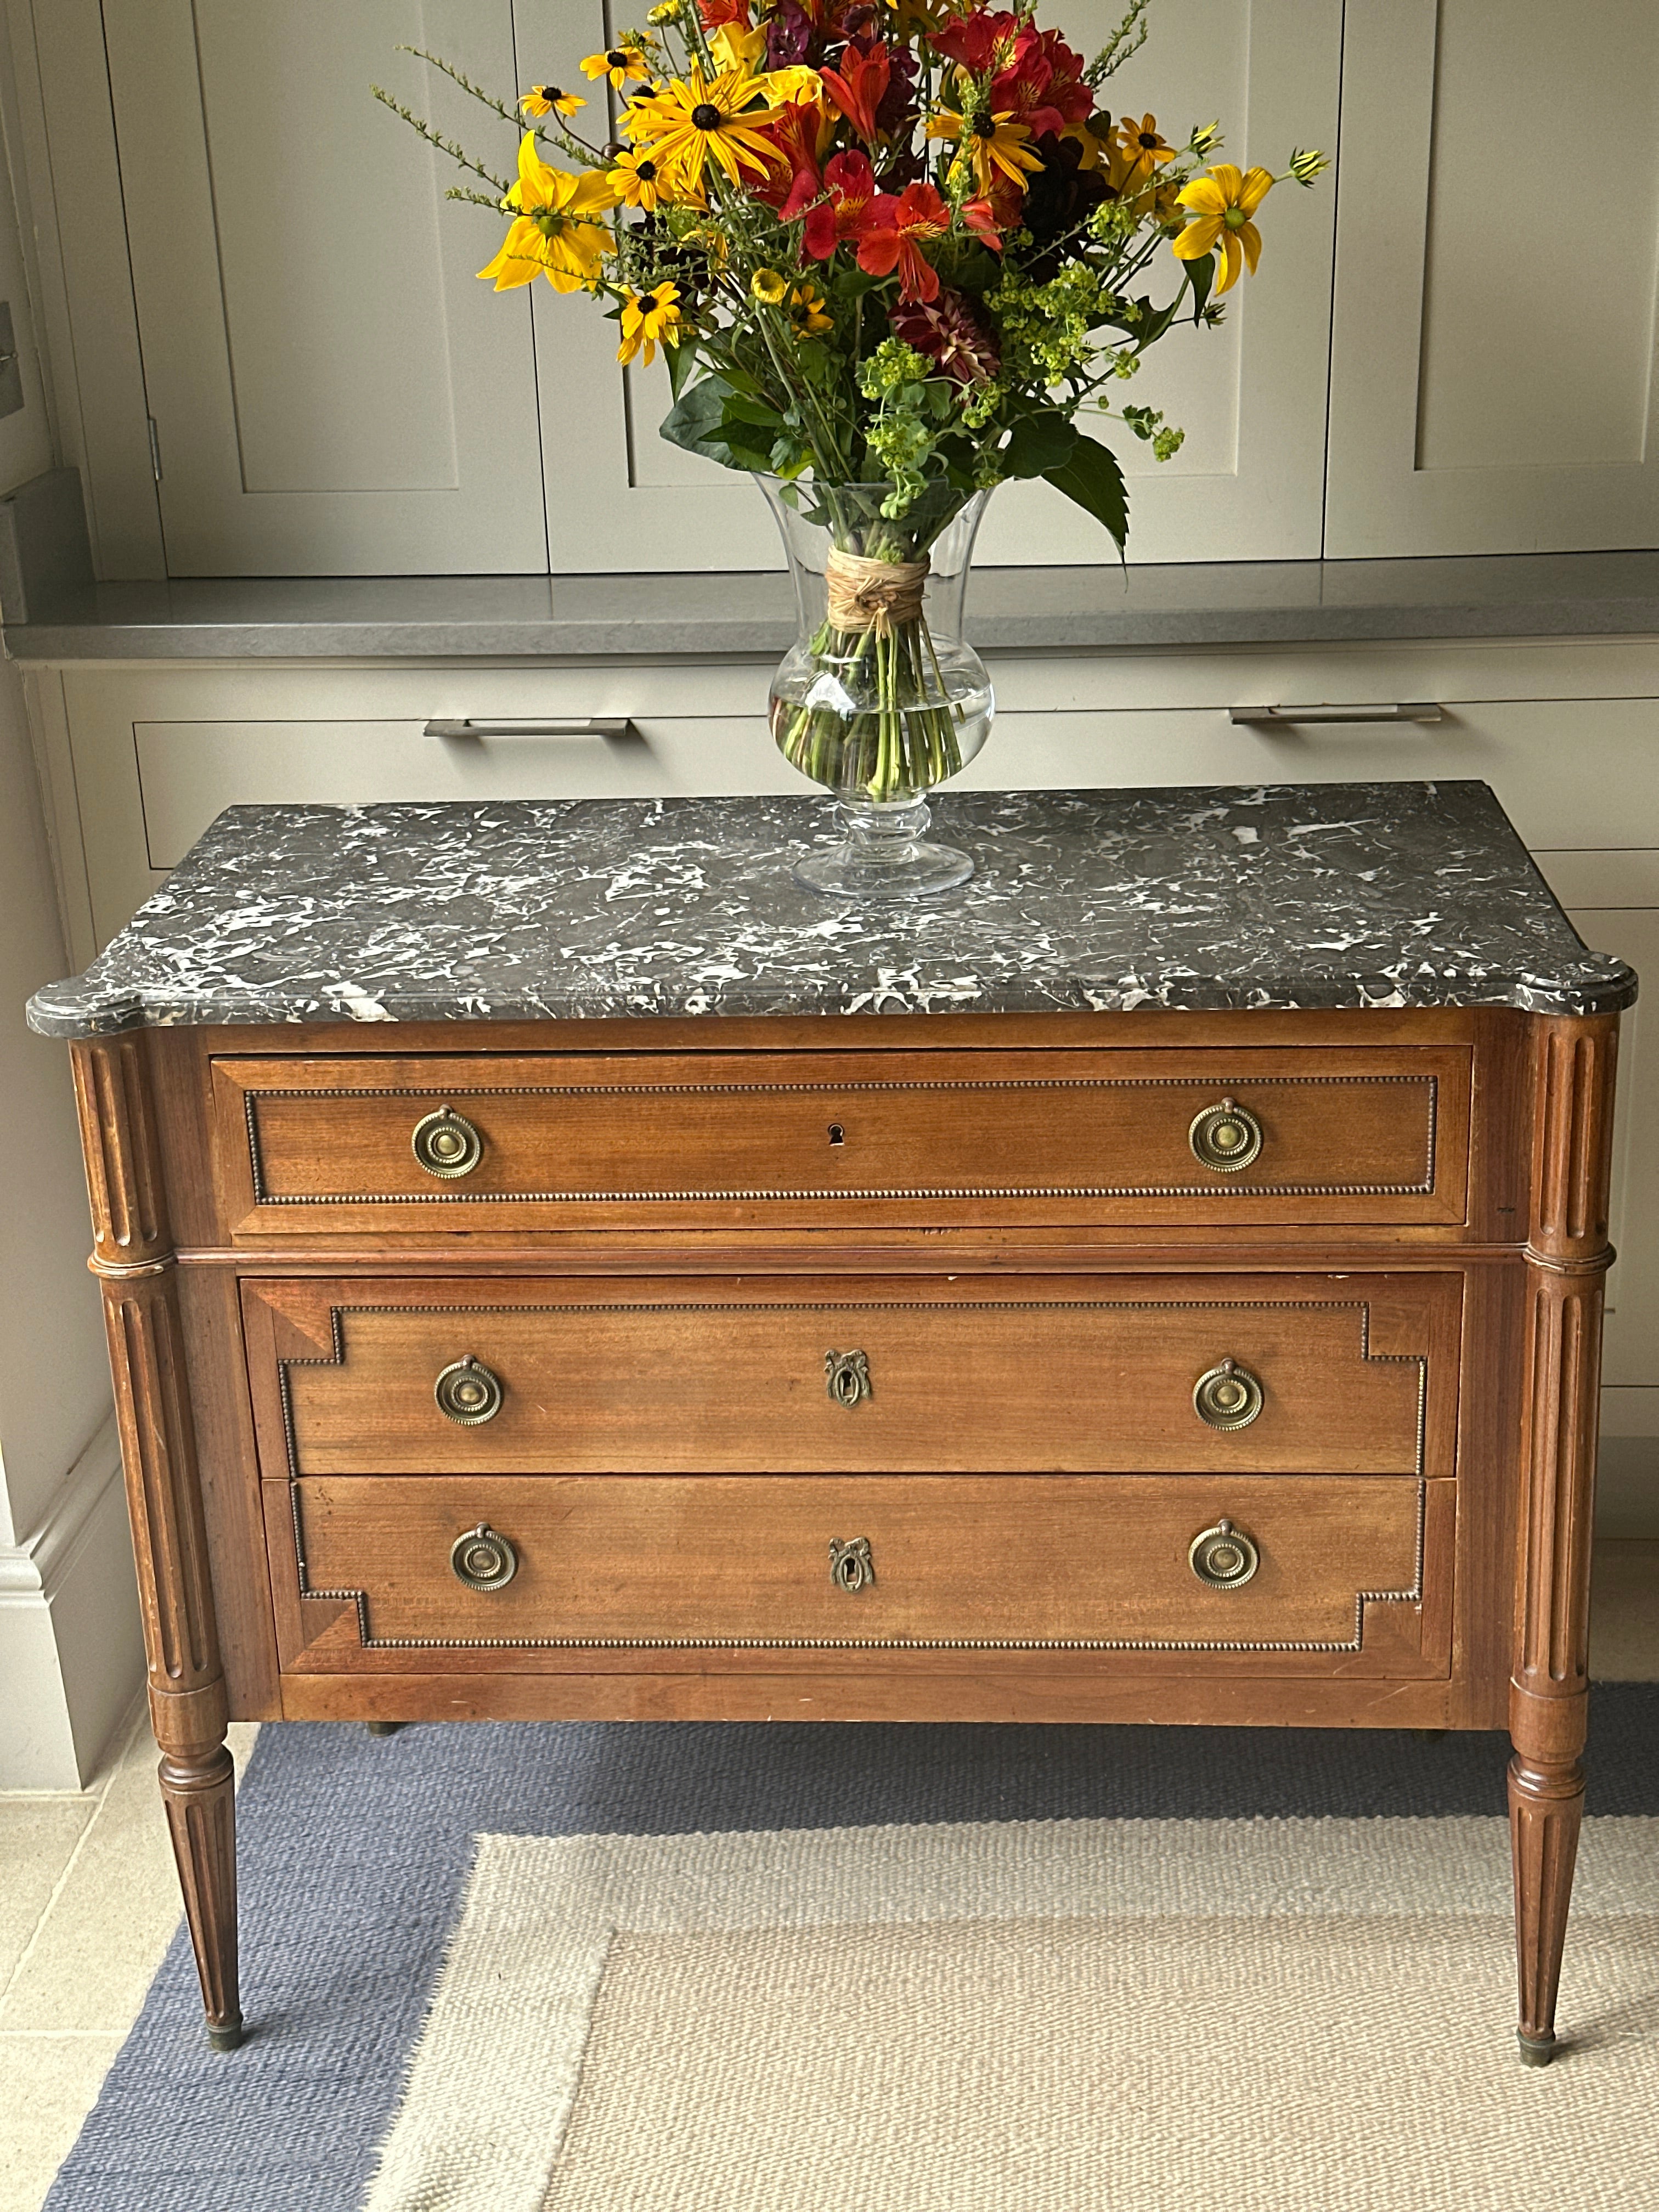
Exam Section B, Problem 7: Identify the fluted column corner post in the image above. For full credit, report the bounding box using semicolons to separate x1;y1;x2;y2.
1510;1013;1618;2066
70;1032;242;2051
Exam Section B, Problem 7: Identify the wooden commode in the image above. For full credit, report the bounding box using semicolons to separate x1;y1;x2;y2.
26;782;1637;2066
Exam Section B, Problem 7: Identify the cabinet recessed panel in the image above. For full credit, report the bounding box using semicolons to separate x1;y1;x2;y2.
103;1;548;571
1415;3;1659;476
1329;0;1659;555
193;3;460;496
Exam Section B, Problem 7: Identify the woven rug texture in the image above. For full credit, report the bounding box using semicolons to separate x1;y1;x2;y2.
39;1696;1659;2212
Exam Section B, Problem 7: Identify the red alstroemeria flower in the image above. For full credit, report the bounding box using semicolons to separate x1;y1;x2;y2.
929;8;1019;76
754;99;830;215
855;178;948;303
802;148;879;260
996;26;1091;137
961;195;1004;251
698;0;752;28
821;40;890;142
1029;29;1092;126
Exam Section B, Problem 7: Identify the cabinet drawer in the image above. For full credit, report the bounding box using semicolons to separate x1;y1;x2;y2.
213;1045;1471;1234
244;1273;1460;1480
270;1472;1449;1671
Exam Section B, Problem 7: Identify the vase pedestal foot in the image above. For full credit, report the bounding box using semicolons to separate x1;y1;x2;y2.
793;798;974;902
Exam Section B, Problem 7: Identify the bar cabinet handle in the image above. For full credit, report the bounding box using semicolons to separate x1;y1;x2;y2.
425;718;640;741
1228;702;1443;725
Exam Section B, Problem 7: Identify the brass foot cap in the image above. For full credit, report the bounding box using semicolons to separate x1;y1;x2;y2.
206;2021;245;2053
364;1720;404;1737
1517;2030;1556;2067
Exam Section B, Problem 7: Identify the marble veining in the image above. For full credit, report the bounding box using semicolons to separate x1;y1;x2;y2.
25;782;1636;1040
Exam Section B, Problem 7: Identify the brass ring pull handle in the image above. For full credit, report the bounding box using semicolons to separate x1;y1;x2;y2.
412;1104;484;1180
830;1537;875;1592
1193;1357;1265;1432
450;1523;518;1592
1188;1518;1260;1590
826;1350;872;1408
435;1356;504;1426
1188;1096;1263;1173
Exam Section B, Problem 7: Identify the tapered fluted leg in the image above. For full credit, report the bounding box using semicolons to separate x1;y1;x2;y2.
74;1034;243;2049
1509;1015;1617;2065
1509;1752;1584;2064
161;1744;242;2049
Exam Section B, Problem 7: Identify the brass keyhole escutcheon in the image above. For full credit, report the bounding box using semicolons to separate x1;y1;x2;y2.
1193;1358;1265;1432
828;1123;845;1146
830;1537;875;1592
435;1355;504;1426
825;1350;872;1408
449;1523;518;1592
1188;1096;1263;1174
412;1104;484;1180
1188;1518;1260;1590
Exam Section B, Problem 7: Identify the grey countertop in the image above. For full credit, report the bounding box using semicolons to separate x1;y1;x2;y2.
9;551;1659;661
26;781;1636;1040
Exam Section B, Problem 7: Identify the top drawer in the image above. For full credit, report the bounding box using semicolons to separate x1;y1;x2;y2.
211;1043;1471;1236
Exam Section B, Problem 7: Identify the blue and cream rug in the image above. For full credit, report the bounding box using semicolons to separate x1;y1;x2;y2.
46;1699;1659;2211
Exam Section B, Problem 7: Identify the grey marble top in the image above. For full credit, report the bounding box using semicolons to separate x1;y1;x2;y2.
25;782;1635;1040
10;551;1659;661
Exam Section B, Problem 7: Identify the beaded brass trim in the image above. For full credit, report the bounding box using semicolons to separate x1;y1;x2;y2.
241;1075;1440;1206
275;1296;1429;1657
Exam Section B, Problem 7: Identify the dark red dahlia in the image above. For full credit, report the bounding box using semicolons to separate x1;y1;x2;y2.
889;289;1002;385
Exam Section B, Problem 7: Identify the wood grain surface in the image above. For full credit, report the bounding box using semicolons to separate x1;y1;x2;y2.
211;1042;1471;1235
245;1271;1459;1479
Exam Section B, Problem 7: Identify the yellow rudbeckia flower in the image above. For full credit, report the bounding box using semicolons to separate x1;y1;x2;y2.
609;146;670;212
1172;162;1274;294
617;282;683;367
928;107;1043;199
1115;112;1175;189
789;281;833;335
627;61;783;196
520;84;585;119
478;135;616;295
581;46;650;90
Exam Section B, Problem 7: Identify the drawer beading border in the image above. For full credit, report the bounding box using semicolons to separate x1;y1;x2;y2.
241;1075;1440;1205
274;1297;1429;1658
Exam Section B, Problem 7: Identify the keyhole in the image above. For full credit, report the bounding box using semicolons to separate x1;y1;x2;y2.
827;1124;845;1146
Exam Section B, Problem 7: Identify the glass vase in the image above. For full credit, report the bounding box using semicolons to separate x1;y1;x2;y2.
759;478;995;899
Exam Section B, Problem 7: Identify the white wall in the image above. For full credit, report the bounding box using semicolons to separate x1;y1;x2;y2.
0;45;141;1787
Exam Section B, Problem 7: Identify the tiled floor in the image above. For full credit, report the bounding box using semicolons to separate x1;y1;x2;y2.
0;1704;259;2212
1;1542;1655;2212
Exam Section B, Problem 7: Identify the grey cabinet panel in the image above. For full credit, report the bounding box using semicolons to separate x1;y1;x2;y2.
1327;0;1659;556
103;2;548;574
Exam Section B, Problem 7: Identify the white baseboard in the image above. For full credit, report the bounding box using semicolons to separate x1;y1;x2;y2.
1598;1388;1659;1539
0;1413;143;1789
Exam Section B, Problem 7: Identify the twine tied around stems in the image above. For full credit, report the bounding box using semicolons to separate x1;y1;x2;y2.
824;549;930;639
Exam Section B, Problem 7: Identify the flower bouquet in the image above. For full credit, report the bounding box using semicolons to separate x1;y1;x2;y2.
378;1;1324;894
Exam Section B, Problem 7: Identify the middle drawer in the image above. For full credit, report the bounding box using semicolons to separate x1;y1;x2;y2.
243;1274;1460;1479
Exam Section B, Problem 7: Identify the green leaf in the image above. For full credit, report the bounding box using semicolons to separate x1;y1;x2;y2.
665;338;701;403
1187;250;1216;325
1001;410;1079;479
659;375;736;462
1042;434;1129;554
658;375;774;476
722;393;787;431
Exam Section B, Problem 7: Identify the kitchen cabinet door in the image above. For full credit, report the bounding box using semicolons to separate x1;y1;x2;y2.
1326;0;1659;557
520;0;1340;572
101;2;548;574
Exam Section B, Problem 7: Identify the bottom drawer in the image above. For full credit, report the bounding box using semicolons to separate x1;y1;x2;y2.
271;1475;1451;1674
